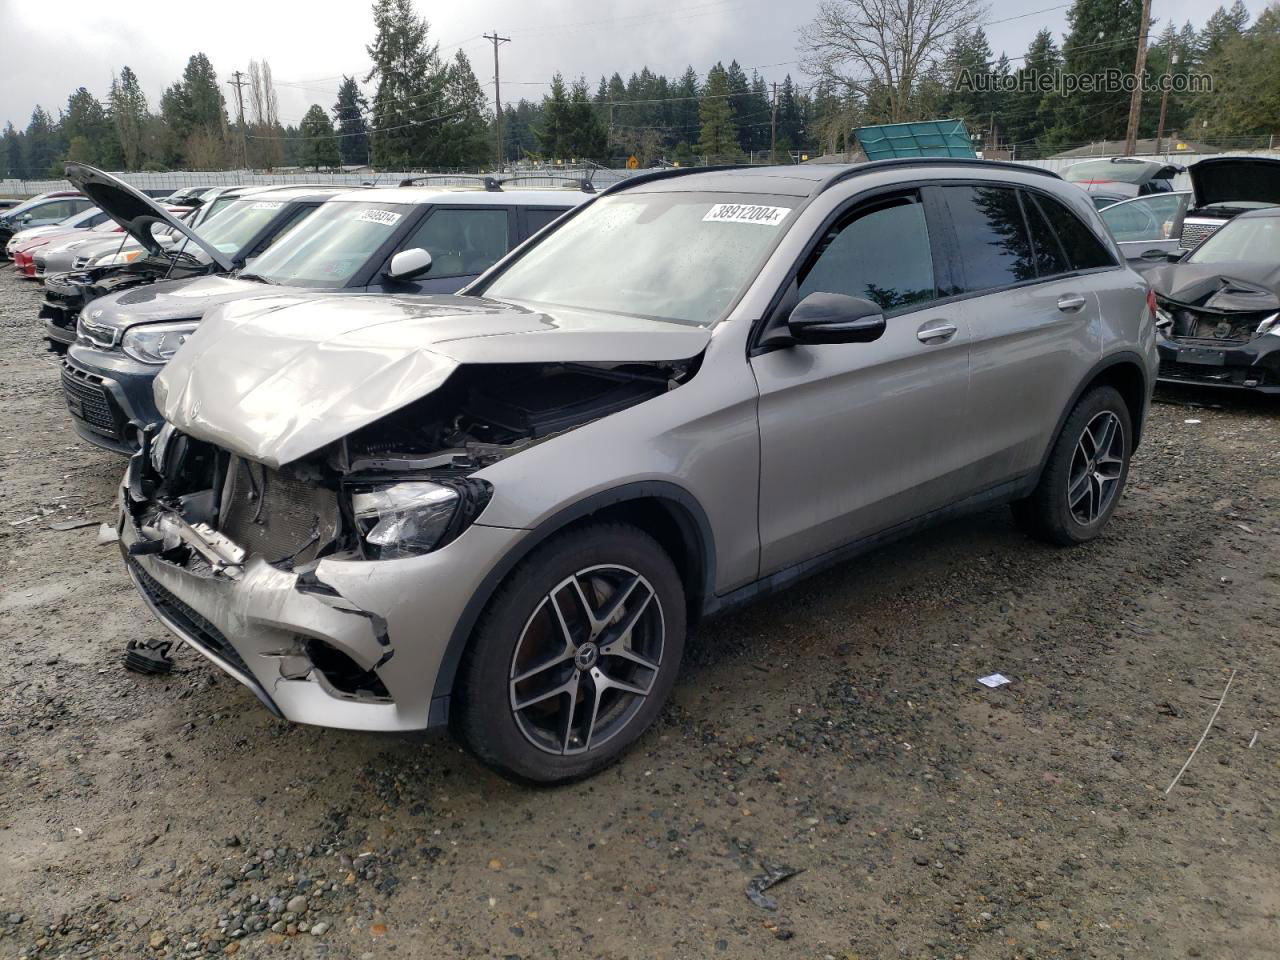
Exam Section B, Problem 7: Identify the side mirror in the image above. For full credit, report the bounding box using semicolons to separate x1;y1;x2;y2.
20;213;32;223
385;247;433;281
787;292;886;344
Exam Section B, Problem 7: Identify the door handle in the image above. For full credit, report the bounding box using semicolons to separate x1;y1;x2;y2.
1057;294;1087;312
916;321;957;344
1139;248;1169;261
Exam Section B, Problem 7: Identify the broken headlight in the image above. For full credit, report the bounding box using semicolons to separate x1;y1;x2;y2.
348;480;490;560
1257;312;1280;337
122;320;199;364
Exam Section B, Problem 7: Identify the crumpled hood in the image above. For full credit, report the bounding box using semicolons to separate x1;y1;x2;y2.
1148;260;1280;312
82;275;272;332
155;293;711;467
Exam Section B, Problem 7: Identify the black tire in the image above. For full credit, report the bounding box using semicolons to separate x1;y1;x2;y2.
453;522;686;784
1012;385;1132;546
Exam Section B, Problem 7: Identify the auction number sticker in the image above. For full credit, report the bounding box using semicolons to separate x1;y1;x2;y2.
357;209;403;226
703;203;790;226
250;201;285;210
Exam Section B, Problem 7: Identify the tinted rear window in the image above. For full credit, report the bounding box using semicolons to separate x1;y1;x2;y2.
941;185;1036;292
1032;194;1116;271
1021;191;1072;277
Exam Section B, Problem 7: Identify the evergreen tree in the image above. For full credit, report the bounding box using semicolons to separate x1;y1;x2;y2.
566;77;607;161
25;106;61;178
0;122;22;178
109;67;149;169
333;76;370;166
697;63;737;161
537;74;572;159
1049;0;1143;147
1194;3;1277;138
724;60;750;150
365;0;445;168
300;104;340;169
1000;29;1061;155
672;67;700;150
437;50;491;168
63;87;117;167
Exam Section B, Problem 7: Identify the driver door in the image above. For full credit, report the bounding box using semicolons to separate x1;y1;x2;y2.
376;206;515;294
750;189;973;575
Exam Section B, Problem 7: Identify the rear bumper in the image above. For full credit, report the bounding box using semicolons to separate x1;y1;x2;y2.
1156;330;1280;393
119;473;528;732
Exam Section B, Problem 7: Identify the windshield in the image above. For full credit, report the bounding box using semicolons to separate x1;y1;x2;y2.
195;198;296;257
1186;215;1280;264
246;200;412;287
480;191;793;325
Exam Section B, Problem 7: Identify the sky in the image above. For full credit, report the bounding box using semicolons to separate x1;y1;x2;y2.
2;0;1270;130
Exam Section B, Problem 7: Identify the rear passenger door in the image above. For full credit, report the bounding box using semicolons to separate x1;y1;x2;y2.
382;206;516;293
936;184;1114;484
519;206;570;241
752;189;973;574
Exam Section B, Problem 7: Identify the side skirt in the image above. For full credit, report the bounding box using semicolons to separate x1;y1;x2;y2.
702;474;1036;619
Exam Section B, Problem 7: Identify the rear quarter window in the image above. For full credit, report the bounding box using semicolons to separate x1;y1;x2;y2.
1032;194;1116;271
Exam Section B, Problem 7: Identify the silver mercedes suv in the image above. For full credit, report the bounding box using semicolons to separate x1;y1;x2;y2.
118;160;1157;783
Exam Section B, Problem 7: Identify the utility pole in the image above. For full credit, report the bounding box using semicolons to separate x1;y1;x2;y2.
227;70;250;170
1122;0;1154;156
770;81;778;164
1155;51;1178;156
484;31;511;173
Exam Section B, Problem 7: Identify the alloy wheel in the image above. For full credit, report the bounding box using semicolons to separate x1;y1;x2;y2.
1067;410;1125;525
509;564;665;756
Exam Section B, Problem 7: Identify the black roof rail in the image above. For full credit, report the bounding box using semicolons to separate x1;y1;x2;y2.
817;157;1062;194
498;174;596;193
397;174;503;191
598;164;752;196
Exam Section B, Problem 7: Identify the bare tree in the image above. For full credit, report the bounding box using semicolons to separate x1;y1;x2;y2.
248;59;283;169
799;0;985;123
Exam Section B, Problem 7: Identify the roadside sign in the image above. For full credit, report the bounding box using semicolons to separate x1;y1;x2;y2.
627;155;639;169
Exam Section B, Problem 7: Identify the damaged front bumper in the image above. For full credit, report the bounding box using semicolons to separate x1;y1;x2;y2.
1155;328;1280;392
119;454;527;732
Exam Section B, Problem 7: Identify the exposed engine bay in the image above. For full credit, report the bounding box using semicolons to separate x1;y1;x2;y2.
127;359;694;575
1155;273;1280;345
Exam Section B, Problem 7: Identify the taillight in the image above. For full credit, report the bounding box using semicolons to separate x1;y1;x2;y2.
1146;287;1157;317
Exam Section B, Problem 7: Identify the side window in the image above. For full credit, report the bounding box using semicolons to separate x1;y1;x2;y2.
525;207;568;235
403;208;511;276
33;200;72;220
940;185;1036;291
1099;194;1188;244
1021;191;1072;277
1034;194;1117;271
70;199;94;215
797;194;936;312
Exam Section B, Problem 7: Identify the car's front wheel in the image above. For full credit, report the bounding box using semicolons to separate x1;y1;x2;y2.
1013;384;1132;545
453;523;686;784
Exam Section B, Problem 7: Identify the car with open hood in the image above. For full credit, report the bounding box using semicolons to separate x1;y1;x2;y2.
41;168;345;353
60;182;587;452
0;191;94;253
1147;206;1280;391
1098;156;1280;268
118;159;1156;783
1063;157;1182;209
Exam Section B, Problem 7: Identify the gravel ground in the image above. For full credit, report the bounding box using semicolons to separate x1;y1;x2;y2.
0;266;1277;960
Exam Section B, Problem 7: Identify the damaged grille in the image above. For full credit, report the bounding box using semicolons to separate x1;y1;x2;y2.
128;561;262;693
218;458;340;566
60;362;125;439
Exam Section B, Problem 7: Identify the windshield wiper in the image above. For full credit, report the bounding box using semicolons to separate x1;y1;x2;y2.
238;272;278;284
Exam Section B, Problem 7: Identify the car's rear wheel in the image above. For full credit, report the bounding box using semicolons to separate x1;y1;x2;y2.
453;523;686;784
1012;385;1132;545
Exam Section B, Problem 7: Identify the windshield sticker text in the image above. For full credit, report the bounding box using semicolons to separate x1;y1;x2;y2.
702;203;790;226
250;201;285;210
357;209;403;226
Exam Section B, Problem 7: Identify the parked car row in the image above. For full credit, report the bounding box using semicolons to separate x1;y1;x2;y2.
14;153;1272;784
